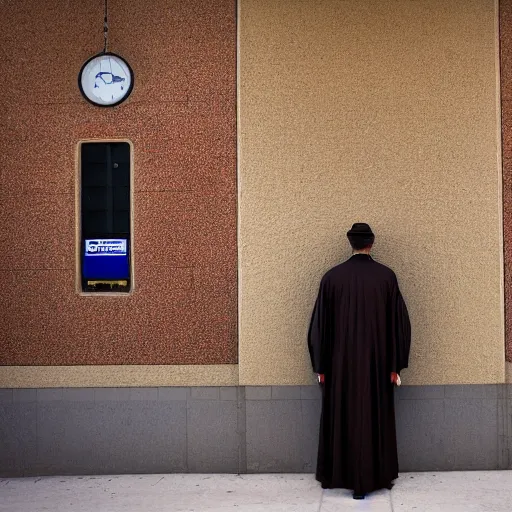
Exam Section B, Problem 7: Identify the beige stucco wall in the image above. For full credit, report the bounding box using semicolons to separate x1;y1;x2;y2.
239;0;504;385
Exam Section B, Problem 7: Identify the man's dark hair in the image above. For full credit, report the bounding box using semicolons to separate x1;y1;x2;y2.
349;238;373;250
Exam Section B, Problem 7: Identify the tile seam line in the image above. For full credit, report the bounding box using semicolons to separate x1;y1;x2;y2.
185;388;189;473
317;488;323;512
497;390;500;469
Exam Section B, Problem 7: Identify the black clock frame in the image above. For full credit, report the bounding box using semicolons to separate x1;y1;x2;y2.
78;52;134;108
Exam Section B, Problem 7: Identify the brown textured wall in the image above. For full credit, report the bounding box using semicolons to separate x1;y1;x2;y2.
502;0;512;364
0;0;237;366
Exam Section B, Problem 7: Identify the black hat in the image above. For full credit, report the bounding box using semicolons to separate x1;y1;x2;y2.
347;223;374;237
347;223;375;246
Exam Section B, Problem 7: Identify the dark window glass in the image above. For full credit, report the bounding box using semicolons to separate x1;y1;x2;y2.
80;142;131;293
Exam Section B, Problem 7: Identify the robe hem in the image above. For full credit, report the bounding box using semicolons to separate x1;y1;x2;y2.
316;474;398;495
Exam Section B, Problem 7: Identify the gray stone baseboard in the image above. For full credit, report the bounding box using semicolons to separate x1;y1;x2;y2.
0;385;510;477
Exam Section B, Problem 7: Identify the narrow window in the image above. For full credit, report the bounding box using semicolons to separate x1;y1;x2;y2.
80;142;131;293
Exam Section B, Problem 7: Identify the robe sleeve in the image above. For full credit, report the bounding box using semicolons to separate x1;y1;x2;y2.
308;276;331;374
390;275;411;374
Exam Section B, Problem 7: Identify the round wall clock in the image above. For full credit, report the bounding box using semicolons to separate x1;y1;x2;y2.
78;52;134;107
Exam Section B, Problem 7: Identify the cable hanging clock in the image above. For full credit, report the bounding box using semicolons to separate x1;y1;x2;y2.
78;0;134;107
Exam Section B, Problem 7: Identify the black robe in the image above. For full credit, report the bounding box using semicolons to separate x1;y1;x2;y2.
308;254;411;494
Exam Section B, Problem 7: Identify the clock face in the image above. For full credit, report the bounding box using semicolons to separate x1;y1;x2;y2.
78;53;134;107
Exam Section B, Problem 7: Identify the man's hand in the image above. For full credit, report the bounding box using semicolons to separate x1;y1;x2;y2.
391;372;401;385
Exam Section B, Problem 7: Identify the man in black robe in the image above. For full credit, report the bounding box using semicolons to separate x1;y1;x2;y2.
308;223;411;499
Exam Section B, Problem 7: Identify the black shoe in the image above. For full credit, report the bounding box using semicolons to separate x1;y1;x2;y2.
353;493;365;500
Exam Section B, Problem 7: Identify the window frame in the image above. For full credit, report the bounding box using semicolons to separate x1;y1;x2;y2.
76;139;135;296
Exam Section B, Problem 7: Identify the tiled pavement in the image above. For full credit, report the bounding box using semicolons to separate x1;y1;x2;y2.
1;472;512;512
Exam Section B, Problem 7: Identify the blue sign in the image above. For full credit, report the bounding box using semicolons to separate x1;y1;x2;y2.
83;239;130;279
